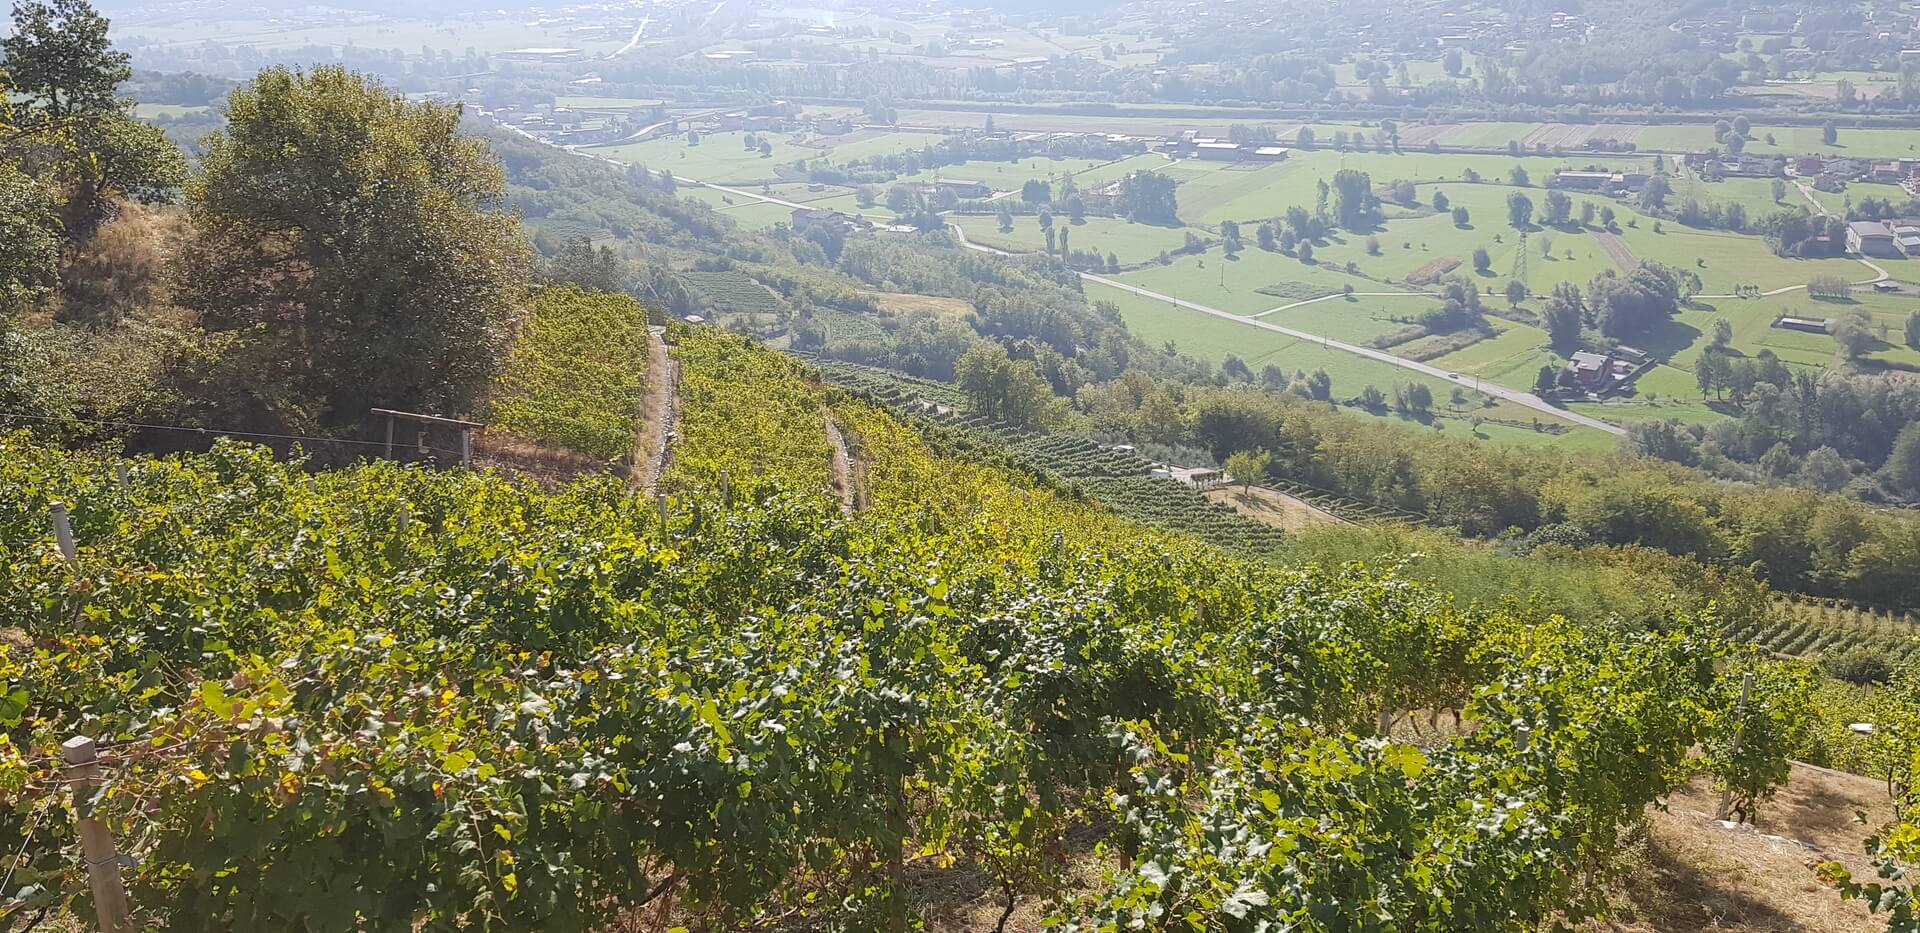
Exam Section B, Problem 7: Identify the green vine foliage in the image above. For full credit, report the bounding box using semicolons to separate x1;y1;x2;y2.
1820;661;1920;930
0;394;1768;931
489;285;652;460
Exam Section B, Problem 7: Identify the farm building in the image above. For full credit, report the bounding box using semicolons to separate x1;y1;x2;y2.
1194;142;1244;160
1895;223;1920;256
1550;171;1614;190
1775;316;1835;333
1251;146;1291;160
1792;157;1824;177
1848;220;1901;257
931;178;992;198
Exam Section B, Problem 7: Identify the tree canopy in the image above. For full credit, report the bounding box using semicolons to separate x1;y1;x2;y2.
178;65;529;433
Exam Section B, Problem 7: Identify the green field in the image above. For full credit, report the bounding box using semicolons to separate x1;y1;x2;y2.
586;130;936;184
1427;319;1559;387
951;214;1196;264
1113;247;1376;315
556;96;670;110
1801;180;1913;214
1084;281;1612;449
1160;150;1654;227
1671;171;1801;220
923;156;1123;191
1637;123;1920;156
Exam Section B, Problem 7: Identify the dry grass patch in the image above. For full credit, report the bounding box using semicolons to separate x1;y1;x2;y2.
866;291;977;320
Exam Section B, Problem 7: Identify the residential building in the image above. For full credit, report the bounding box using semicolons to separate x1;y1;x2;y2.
790;207;862;231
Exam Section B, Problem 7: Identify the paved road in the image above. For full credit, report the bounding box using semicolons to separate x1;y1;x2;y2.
948;225;1627;436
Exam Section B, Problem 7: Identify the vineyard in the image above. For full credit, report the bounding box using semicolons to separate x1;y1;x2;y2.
664;330;834;493
800;355;1920;676
0;423;1772;931
1264;477;1433;525
813;359;1290;555
1725;597;1920;662
489;286;652;461
676;270;783;315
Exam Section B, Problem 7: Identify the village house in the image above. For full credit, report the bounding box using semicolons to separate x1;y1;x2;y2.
1561;347;1645;391
790;207;865;232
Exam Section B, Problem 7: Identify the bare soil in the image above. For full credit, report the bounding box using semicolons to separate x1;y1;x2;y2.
1593;230;1640;273
1597;763;1892;933
631;327;677;492
1207;485;1345;530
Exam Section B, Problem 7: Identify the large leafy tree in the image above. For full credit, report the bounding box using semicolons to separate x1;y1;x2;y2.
178;65;529;433
2;0;127;123
0;159;60;310
1;0;183;239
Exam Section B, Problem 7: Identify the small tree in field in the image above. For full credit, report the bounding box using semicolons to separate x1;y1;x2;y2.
1224;448;1272;492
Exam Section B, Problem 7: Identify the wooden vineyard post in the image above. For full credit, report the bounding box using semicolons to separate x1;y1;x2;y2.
656;494;670;536
62;737;133;933
383;412;395;460
1716;672;1754;822
50;502;76;561
113;464;129;491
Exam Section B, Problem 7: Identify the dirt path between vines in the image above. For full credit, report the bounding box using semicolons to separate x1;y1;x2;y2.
631;326;678;492
825;413;861;512
1593;231;1639;273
